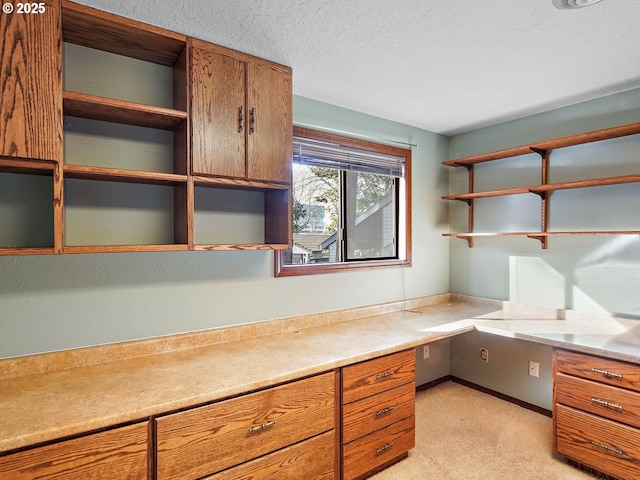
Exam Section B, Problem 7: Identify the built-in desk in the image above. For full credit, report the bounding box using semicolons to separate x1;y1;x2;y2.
1;293;638;478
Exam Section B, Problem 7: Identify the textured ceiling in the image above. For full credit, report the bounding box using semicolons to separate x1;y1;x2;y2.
75;0;640;135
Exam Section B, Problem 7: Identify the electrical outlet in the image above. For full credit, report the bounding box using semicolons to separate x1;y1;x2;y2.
528;361;540;377
480;348;489;363
423;345;430;359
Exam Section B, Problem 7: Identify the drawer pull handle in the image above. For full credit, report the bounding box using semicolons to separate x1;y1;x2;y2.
249;420;276;433
376;371;396;380
591;397;623;411
375;406;395;417
238;106;244;133
591;440;623;455
375;442;394;454
591;368;623;379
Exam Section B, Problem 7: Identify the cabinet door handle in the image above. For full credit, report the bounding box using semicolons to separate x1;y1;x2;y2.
248;420;276;433
591;397;623;411
376;371;396;380
249;107;256;134
238;106;244;133
375;406;394;417
591;368;623;379
375;442;394;454
591;440;623;455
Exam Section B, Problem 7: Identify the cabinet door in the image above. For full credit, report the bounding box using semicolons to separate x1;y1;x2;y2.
246;63;292;184
191;46;245;178
0;0;62;161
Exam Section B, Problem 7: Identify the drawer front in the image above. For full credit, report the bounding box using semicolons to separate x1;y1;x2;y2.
556;373;640;429
342;415;415;480
555;350;640;392
343;381;415;444
556;404;640;480
0;422;148;480
202;432;335;480
156;371;335;480
343;350;415;405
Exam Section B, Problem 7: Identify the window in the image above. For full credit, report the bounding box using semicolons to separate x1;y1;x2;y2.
275;127;411;276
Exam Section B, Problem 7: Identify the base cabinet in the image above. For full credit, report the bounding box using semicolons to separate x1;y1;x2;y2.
554;349;640;480
0;422;148;480
341;349;416;480
155;371;336;480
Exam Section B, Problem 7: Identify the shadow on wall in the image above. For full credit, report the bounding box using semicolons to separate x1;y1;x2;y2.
509;236;640;318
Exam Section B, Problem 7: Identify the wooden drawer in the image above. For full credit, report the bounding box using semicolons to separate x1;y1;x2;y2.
342;381;415;444
0;422;148;480
342;415;415;480
556;404;640;480
556;372;640;429
202;431;335;480
555;350;640;392
156;371;335;480
342;350;415;405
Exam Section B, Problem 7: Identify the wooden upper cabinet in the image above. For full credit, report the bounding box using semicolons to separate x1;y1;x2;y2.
246;62;292;184
191;46;246;178
190;40;292;185
0;0;63;162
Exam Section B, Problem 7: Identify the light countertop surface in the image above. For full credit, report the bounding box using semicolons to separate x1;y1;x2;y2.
1;296;638;453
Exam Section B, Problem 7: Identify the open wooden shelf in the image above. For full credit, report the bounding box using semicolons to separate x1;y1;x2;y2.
443;121;640;248
193;175;290;192
0;158;57;175
193;243;290;252
444;121;640;167
1;1;292;256
62;0;186;66
63;91;187;131
63;245;189;254
444;174;640;201
445;231;640;239
64;164;188;186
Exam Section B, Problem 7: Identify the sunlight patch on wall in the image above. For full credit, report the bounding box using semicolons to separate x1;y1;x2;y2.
509;256;565;309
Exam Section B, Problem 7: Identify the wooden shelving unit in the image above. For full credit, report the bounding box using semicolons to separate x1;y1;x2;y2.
0;0;292;255
443;121;640;248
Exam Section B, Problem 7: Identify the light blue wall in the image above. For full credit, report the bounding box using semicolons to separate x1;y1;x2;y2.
448;88;640;318
448;88;640;410
0;96;449;359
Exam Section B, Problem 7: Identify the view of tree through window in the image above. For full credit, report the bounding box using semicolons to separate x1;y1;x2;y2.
275;127;411;277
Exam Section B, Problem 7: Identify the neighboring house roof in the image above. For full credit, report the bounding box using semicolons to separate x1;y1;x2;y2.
292;233;332;253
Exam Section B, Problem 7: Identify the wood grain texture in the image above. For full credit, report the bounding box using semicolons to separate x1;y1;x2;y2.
444;174;640;201
1;0;62;161
555;350;640;392
202;431;335;480
264;188;291;246
63;91;187;130
246;62;292;184
62;0;185;66
342;350;415;405
342;415;415;480
556;405;640;480
155;372;335;480
556;372;640;429
193;243;289;251
0;422;148;480
445;121;640;167
63;244;189;254
63;164;188;185
342;381;415;444
190;46;246;178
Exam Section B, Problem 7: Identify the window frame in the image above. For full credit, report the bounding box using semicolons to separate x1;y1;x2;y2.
274;126;412;277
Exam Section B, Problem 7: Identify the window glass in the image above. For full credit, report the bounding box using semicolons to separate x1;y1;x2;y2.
275;127;411;276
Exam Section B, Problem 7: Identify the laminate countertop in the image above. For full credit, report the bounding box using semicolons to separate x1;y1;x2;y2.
1;294;638;453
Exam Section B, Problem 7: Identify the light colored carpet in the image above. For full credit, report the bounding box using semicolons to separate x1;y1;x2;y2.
369;381;597;480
